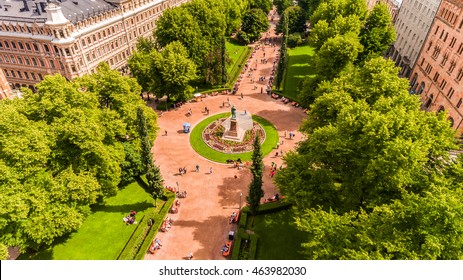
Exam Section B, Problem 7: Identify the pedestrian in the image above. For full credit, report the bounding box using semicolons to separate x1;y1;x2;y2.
281;138;284;145
164;130;168;136
187;252;193;260
280;150;283;157
245;110;247;115
210;167;213;174
179;167;183;176
183;167;187;175
196;164;200;172
276;142;280;149
241;92;244;99
275;152;279;157
271;162;275;168
261;87;263;94
270;170;275;177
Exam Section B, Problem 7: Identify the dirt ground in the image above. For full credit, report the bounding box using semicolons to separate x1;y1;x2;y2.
144;9;307;260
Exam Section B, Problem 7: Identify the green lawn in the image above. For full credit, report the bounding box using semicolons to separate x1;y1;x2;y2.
226;39;248;74
190;113;279;163
21;181;155;260
248;208;307;260
282;44;317;102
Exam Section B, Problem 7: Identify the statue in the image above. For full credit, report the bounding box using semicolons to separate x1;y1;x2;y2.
231;105;237;120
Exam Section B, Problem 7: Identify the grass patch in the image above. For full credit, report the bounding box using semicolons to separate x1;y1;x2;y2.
226;39;248;74
190;113;279;163
248;208;307;260
282;44;317;102
21;181;156;260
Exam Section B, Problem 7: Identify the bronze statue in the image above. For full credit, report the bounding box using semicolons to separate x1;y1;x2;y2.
231;105;237;120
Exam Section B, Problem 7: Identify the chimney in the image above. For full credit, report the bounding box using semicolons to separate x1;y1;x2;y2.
39;2;46;13
20;0;30;12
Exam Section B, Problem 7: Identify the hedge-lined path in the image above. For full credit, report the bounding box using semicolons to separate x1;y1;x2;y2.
145;8;306;260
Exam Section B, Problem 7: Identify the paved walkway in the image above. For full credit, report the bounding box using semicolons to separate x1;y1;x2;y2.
144;9;306;260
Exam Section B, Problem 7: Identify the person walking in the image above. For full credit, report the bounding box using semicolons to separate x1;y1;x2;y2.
210;167;213;174
196;164;200;172
187;252;193;260
241;92;244;99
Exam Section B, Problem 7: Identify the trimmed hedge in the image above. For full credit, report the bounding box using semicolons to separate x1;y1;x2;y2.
117;215;147;260
239;211;248;228
242;200;293;215
231;233;242;260
134;192;176;260
249;234;258;260
225;46;252;88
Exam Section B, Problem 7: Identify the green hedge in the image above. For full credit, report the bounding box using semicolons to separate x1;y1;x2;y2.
117;215;147;260
225;46;252;89
239;211;248;228
134;192;176;260
241;200;293;215
231;233;242;260
249;234;258;260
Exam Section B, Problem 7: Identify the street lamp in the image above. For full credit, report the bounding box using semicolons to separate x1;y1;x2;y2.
176;181;179;195
239;192;242;209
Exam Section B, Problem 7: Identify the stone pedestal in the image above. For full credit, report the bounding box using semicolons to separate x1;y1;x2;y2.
228;119;238;137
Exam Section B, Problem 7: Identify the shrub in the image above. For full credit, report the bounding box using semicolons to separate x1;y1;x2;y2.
239;211;248;228
287;33;302;48
236;31;250;45
249;234;259;260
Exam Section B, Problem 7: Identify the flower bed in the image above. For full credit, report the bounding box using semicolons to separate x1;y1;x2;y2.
202;118;265;154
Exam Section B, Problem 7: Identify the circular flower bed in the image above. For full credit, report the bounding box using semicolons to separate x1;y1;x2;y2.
202;118;265;153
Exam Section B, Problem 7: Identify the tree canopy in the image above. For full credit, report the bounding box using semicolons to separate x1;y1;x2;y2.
0;64;157;252
241;8;270;42
275;57;463;259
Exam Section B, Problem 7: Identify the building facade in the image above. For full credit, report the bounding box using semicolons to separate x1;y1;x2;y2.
410;0;463;135
0;0;187;90
387;0;441;78
0;66;11;98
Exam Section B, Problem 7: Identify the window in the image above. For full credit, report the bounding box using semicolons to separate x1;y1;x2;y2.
432;45;441;59
425;63;433;74
26;43;31;51
44;44;50;53
38;73;43;80
458;43;463;55
32;58;37;66
24;72;29;79
82;39;86;47
25;58;30;65
439;79;447;89
18;42;23;50
33;43;39;51
447;88;455;99
31;73;36;80
441;53;449;66
17;57;22;64
39;59;45;67
11;42;16;49
457;68;463;81
433;72;440;82
49;60;55;69
0;42;3;49
450;37;456;48
4;41;9;48
455;98;462;108
17;71;22;78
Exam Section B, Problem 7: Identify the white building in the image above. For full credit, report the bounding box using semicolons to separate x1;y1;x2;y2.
387;0;441;78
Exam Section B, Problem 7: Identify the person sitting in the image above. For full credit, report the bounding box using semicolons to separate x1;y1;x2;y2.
221;245;229;253
229;212;237;223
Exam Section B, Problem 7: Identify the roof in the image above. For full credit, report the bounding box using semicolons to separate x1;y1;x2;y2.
0;0;117;25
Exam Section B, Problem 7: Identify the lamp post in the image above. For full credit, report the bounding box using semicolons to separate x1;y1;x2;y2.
239;192;242;209
176;181;179;195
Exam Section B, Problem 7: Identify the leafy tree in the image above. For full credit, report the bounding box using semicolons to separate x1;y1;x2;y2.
246;135;264;215
296;183;463;259
276;57;458;213
274;0;294;15
358;2;396;62
0;243;8;260
298;0;323;18
310;0;367;26
310;14;362;49
250;0;273;14
241;8;270;42
153;7;207;68
315;33;363;81
137;107;164;206
221;36;229;84
222;0;247;34
130;42;197;102
277;5;307;34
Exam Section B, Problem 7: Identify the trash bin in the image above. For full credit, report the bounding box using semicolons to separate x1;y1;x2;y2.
183;122;191;133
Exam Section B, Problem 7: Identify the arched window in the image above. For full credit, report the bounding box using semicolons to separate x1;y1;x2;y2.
438;105;445;112
417;82;425;94
425;94;434;108
448;117;454;128
410;73;418;88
